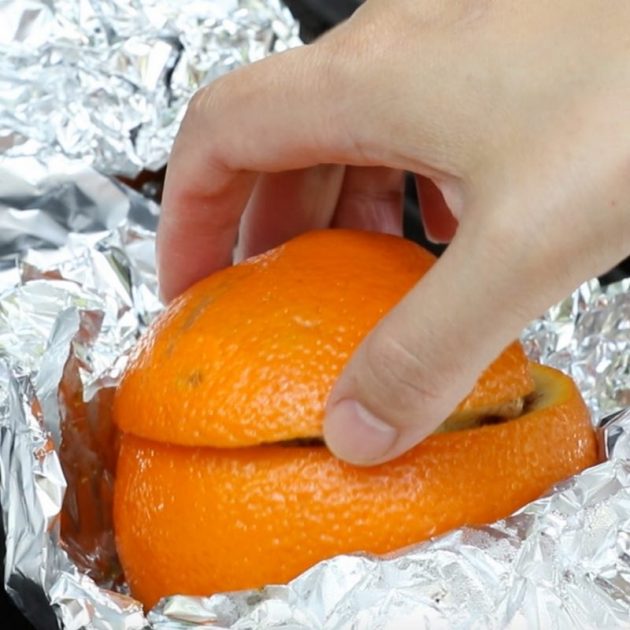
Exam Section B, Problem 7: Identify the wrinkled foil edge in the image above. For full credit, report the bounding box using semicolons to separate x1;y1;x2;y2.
0;0;302;177
1;144;630;626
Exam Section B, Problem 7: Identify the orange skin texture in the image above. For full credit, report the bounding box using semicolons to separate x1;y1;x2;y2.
114;230;533;447
113;230;597;609
115;365;598;609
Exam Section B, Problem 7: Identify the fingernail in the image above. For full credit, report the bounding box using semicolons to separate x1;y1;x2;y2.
324;399;398;464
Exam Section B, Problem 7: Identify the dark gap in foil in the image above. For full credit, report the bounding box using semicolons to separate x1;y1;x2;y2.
58;354;122;588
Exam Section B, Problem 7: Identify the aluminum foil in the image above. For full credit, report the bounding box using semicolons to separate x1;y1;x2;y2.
1;150;630;629
0;0;301;176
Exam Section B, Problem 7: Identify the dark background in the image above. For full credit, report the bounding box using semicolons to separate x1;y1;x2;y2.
2;0;628;627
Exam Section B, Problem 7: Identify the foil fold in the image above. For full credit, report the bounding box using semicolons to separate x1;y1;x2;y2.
1;150;630;627
0;0;301;176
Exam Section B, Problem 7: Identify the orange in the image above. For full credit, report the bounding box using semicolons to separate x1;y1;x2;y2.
113;229;598;609
114;230;533;446
116;365;596;609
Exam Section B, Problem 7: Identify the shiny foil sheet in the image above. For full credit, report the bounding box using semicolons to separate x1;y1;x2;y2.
1;149;629;630
0;1;629;621
0;0;301;176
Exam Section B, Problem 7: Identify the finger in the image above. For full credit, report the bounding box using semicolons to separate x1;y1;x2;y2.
332;167;405;235
157;19;459;302
235;165;345;262
322;212;558;466
157;169;255;302
416;175;459;243
158;44;365;302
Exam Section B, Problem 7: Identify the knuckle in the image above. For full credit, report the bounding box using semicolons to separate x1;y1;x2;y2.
186;74;233;123
180;72;248;172
311;34;378;160
362;330;444;416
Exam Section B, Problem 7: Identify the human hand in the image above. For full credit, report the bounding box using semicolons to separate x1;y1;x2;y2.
158;0;630;465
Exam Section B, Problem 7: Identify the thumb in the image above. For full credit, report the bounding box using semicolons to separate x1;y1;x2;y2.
323;218;548;466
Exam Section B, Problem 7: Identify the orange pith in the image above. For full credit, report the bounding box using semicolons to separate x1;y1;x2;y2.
113;229;597;610
114;229;533;447
115;364;597;609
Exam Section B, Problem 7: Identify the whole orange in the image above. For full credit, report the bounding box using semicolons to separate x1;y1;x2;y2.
113;229;598;609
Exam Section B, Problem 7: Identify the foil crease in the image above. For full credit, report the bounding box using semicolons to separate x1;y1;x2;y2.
522;278;630;419
0;0;301;176
1;148;630;629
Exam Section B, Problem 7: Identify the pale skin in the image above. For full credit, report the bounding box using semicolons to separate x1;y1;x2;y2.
158;0;630;465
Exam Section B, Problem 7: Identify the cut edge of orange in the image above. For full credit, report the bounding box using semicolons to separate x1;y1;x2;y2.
113;229;536;449
114;362;599;609
114;339;536;448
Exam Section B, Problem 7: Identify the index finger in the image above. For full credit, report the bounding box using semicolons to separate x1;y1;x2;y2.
158;45;357;301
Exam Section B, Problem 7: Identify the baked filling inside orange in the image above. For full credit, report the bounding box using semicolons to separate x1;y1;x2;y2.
247;365;571;447
277;398;527;446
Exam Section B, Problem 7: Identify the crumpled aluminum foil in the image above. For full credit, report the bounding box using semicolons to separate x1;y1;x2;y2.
0;0;301;176
1;146;629;630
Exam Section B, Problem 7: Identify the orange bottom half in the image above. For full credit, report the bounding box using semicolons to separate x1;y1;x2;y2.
114;364;598;609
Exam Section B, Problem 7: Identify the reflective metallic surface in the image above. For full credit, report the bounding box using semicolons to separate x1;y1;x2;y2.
0;148;158;629
0;0;301;176
1;146;629;628
1;2;629;623
523;278;630;420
